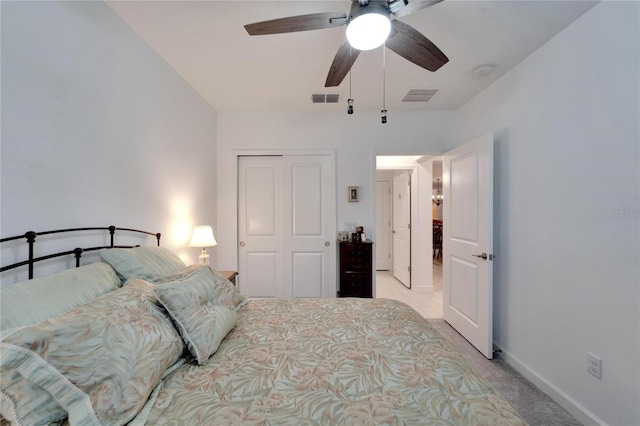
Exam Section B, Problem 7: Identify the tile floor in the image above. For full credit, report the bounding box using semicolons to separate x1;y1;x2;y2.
375;259;443;319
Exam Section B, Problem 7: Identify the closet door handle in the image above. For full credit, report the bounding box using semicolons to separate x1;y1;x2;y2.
239;241;245;247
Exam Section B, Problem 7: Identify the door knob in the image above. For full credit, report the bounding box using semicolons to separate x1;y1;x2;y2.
472;253;495;260
239;241;245;247
325;241;330;247
392;230;396;234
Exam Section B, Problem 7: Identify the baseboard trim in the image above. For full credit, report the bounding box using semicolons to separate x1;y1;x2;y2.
414;284;434;293
496;345;607;426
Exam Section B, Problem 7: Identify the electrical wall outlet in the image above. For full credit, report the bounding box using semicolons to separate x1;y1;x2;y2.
587;352;602;379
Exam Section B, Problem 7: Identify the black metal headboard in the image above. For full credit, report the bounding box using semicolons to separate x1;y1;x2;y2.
0;226;161;279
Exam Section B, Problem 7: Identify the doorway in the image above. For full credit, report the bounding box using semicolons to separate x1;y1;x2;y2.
374;155;442;318
431;159;444;318
373;133;495;358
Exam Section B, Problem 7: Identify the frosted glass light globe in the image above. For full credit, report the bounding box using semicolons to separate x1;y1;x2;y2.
346;12;391;51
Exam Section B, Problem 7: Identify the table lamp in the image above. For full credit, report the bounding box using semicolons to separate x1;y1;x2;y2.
188;225;217;265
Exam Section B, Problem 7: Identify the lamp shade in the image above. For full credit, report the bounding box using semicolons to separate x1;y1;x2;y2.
188;226;217;248
346;7;391;51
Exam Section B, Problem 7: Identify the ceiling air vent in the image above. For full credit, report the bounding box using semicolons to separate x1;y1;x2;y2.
311;93;341;104
402;88;440;103
325;93;340;103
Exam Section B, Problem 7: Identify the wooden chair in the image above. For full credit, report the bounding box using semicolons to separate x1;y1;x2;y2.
433;220;443;259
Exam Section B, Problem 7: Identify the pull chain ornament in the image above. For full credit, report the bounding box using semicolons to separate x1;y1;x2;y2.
381;43;387;124
347;44;354;115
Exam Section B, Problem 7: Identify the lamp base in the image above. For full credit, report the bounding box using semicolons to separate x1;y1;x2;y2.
199;248;210;265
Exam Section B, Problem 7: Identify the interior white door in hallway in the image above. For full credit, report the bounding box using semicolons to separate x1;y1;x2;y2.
238;154;335;299
375;181;391;270
442;133;494;359
392;171;411;288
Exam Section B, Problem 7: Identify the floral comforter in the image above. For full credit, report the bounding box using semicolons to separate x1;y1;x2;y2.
140;298;525;425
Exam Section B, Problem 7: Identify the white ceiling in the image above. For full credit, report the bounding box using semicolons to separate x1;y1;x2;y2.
106;0;597;112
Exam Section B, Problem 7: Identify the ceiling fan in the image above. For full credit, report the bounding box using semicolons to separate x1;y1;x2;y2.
244;0;449;88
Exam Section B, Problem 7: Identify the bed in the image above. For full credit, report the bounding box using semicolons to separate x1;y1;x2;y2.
0;227;525;425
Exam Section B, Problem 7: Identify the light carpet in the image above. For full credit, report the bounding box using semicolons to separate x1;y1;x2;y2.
427;319;582;426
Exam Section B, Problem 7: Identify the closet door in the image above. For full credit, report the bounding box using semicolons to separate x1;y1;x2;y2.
282;155;335;298
238;156;283;298
238;154;335;299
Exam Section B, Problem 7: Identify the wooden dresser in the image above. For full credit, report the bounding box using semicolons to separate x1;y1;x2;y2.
338;240;373;298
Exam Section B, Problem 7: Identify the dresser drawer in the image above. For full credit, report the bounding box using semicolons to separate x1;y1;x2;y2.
340;272;372;298
343;260;369;272
343;251;371;265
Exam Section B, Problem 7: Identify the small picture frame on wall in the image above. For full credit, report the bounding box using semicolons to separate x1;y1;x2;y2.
348;186;359;202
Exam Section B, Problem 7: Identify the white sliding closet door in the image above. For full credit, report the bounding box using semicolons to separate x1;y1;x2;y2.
238;156;283;298
238;154;335;299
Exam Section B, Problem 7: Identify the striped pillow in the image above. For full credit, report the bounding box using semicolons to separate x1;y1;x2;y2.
0;262;121;337
100;247;186;283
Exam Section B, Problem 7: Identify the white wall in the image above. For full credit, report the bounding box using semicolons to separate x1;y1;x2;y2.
215;110;456;272
0;1;219;283
456;3;639;425
2;1;637;423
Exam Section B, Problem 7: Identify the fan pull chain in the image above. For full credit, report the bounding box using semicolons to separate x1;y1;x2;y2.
347;44;354;115
381;44;387;124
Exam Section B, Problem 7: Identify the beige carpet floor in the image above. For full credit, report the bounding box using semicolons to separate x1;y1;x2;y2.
428;319;582;426
376;262;582;425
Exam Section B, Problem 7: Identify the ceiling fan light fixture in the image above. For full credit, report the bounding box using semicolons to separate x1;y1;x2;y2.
346;7;391;51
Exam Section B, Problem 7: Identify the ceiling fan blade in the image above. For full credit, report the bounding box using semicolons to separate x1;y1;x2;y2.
385;20;448;72
245;12;347;35
391;0;443;18
325;40;361;87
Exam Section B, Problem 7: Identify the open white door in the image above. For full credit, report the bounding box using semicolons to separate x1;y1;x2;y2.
443;133;494;359
392;172;411;288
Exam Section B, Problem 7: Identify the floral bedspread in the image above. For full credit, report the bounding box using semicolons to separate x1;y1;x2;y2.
141;298;525;425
